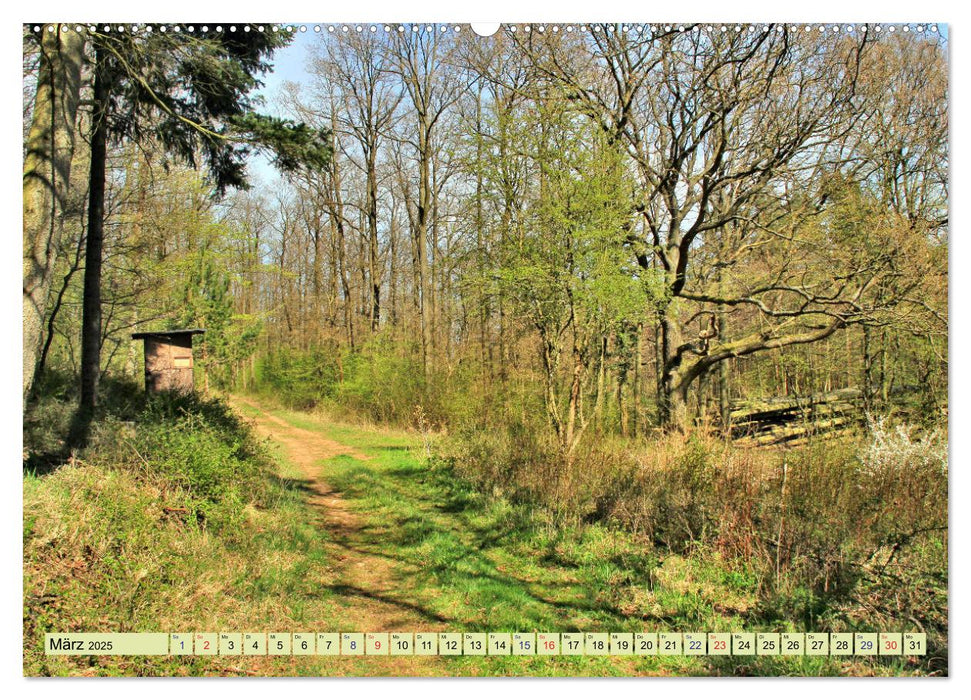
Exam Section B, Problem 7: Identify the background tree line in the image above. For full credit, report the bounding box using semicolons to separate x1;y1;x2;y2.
25;24;947;449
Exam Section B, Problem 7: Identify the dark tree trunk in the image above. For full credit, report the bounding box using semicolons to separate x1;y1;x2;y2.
37;225;84;380
657;302;688;429
77;47;108;428
367;150;381;333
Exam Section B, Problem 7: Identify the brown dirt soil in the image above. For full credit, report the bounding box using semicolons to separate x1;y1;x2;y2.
229;395;447;675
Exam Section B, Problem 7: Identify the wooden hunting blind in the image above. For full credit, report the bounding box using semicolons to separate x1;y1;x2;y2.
131;328;205;394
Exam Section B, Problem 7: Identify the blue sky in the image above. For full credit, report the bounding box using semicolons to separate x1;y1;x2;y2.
248;30;318;186
256;30;318;110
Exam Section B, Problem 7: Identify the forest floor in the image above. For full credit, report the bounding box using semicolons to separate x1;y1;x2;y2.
226;394;709;675
221;395;902;677
25;391;924;677
228;395;449;675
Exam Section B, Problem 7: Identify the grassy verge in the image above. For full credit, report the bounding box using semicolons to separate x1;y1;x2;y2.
23;382;346;676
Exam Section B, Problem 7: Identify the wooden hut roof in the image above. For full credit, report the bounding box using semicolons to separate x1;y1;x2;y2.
131;328;206;340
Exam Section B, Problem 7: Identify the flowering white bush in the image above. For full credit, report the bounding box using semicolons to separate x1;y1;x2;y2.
859;416;948;479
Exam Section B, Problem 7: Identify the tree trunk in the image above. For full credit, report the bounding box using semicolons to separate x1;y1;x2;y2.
718;349;730;432
540;335;561;441
474;87;488;373
327;113;354;352
22;25;85;400
415;122;432;381
77;46;108;422
389;198;398;328
36;225;85;381
862;324;875;413
879;329;889;403
658;300;689;429
632;322;643;437
715;265;730;432
564;350;583;455
366;148;381;332
594;335;607;424
617;366;629;438
563;333;588;458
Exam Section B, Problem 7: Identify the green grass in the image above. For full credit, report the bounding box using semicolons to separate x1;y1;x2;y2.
23;391;350;676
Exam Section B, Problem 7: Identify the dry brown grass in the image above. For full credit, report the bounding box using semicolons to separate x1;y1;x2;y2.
445;417;948;665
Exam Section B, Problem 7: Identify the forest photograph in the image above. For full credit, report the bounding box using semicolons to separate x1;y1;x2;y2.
22;21;947;677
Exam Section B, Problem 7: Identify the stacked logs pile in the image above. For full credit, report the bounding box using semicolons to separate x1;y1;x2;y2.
729;388;864;447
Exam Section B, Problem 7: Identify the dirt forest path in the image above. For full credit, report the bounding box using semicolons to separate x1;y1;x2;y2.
222;397;713;677
228;395;446;673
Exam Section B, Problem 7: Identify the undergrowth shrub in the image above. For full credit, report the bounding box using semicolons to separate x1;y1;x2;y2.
253;338;530;432
25;371;273;534
443;413;947;655
23;373;340;676
255;345;340;410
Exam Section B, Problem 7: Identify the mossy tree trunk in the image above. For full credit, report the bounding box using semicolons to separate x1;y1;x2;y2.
22;25;85;401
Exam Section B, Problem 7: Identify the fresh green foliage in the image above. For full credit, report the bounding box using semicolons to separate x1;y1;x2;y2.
255;334;475;427
178;225;262;389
